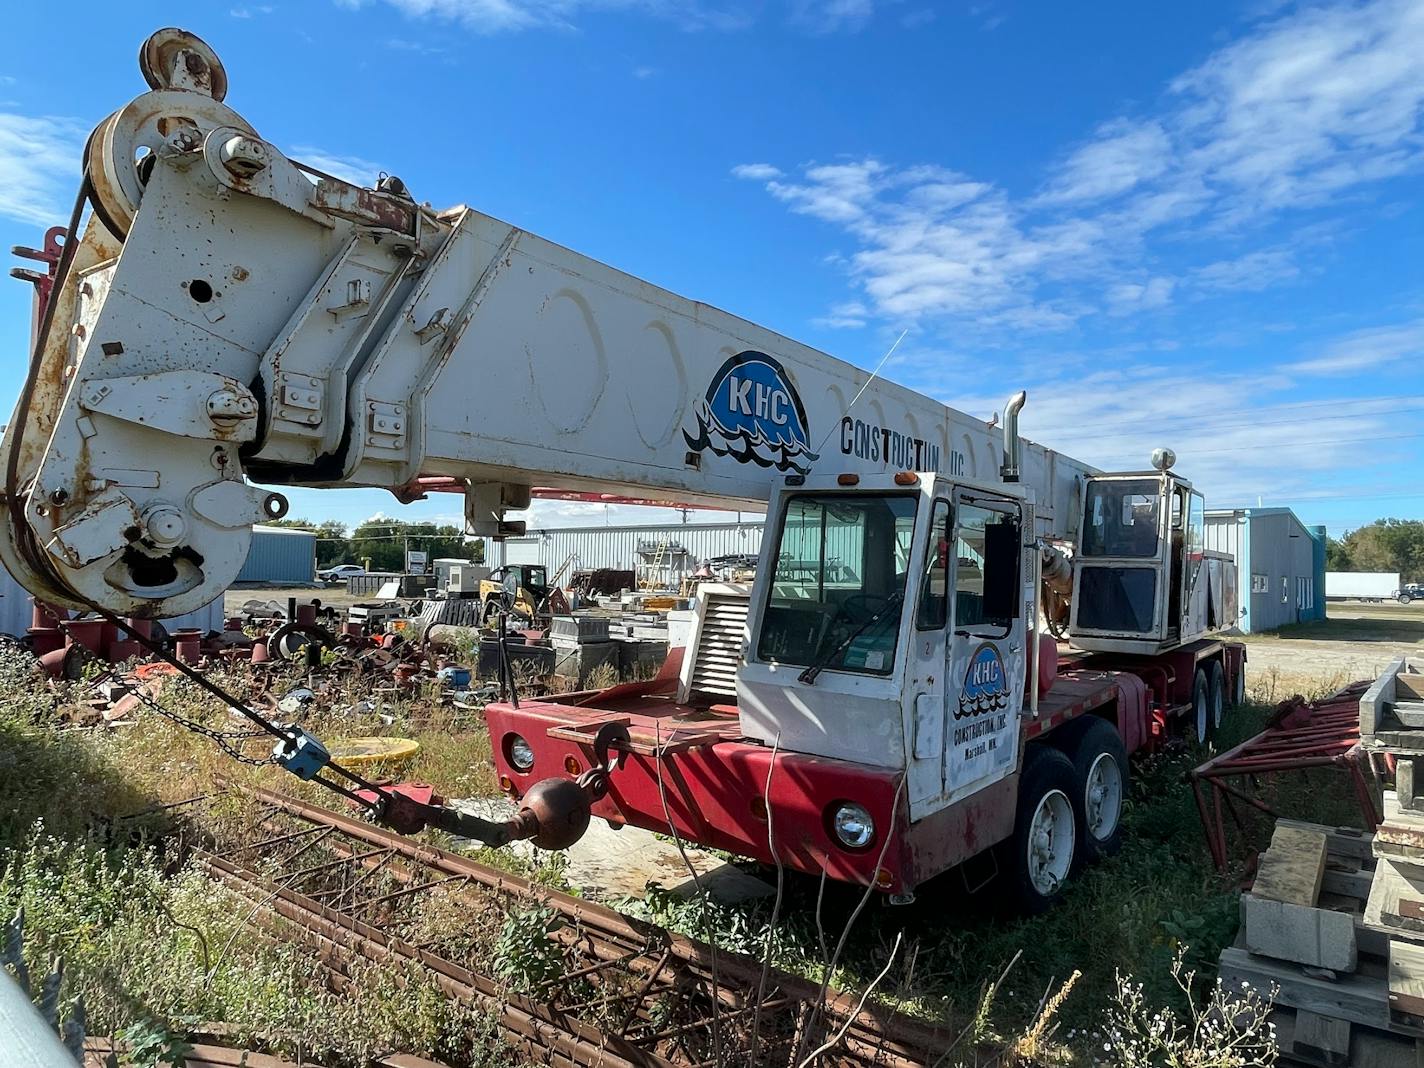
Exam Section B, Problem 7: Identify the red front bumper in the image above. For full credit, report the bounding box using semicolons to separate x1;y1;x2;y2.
483;681;915;893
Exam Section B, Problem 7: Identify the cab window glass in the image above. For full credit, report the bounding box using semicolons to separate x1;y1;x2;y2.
954;503;1020;627
917;500;951;629
1083;479;1161;558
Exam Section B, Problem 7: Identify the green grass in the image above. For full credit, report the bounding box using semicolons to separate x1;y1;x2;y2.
629;699;1368;1064
0;643;1368;1066
0;649;515;1066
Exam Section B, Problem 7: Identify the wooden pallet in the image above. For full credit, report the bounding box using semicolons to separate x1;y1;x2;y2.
1267;1004;1421;1067
1220;822;1424;1065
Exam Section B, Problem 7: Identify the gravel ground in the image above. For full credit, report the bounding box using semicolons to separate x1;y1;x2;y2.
1238;601;1424;696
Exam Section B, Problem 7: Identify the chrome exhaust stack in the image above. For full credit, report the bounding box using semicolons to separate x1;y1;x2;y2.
1000;390;1027;484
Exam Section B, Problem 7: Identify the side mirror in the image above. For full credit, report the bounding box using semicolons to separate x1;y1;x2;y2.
982;519;1021;624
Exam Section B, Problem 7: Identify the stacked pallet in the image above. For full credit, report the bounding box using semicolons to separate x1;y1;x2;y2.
1219;657;1424;1066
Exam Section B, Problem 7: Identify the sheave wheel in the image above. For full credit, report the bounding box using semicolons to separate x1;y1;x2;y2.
1007;745;1079;914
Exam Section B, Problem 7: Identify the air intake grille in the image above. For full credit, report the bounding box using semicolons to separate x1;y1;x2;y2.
685;592;749;702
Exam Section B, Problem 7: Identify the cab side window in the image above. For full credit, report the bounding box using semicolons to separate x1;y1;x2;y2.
916;500;951;629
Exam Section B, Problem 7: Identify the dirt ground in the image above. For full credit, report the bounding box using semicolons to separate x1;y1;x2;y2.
1238;600;1424;698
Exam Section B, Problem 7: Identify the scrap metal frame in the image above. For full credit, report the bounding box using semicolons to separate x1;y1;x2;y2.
1190;681;1380;872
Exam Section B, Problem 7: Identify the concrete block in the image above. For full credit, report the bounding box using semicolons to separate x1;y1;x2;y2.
1242;893;1358;972
1360;657;1403;738
1400;759;1423;813
1255;825;1327;906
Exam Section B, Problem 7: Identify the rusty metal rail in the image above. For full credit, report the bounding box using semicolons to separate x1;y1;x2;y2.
1189;681;1379;872
198;781;950;1067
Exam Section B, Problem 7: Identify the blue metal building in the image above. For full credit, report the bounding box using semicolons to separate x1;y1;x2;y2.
236;525;317;584
1204;507;1327;633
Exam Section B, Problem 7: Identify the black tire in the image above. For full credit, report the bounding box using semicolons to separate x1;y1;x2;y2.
1191;667;1211;745
1229;658;1246;708
1006;745;1079;914
1054;717;1128;866
1207;661;1226;738
1401;593;1413;605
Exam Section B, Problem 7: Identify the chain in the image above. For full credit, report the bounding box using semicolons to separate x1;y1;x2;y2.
123;681;274;766
72;644;274;766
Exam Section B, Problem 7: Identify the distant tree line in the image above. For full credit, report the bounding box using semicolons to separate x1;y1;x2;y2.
1326;519;1424;583
268;517;484;573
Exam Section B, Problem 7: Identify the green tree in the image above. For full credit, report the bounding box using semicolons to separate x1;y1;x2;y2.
1334;519;1424;583
1325;535;1352;572
267;517;348;567
347;518;475;573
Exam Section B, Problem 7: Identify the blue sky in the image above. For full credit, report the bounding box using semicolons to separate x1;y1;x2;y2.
1;0;1420;536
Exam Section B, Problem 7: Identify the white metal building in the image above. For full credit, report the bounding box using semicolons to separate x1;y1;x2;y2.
492;521;766;586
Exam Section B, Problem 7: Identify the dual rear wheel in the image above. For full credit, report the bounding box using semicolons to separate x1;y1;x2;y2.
1193;659;1244;745
1008;717;1128;913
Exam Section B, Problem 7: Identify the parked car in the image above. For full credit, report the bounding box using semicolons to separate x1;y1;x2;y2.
1399;583;1424;604
317;563;366;583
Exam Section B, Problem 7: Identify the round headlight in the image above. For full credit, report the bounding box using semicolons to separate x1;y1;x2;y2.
831;802;875;850
507;734;535;772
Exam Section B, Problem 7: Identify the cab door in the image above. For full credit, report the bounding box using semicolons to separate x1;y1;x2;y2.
905;497;952;818
943;492;1026;806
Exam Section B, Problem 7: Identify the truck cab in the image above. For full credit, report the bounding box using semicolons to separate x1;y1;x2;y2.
736;471;1031;823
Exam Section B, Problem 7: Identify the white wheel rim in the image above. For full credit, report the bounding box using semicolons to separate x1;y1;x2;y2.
1195;687;1208;743
1027;788;1075;895
1211;681;1224;729
1084;753;1123;843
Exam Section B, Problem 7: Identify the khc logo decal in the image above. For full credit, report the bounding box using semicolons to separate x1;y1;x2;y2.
683;351;818;475
956;643;1009;720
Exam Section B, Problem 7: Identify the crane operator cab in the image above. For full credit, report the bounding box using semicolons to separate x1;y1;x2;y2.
1069;449;1238;655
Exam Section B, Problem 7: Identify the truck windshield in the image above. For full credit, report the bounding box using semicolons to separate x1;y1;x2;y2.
756;493;917;676
1082;478;1162;558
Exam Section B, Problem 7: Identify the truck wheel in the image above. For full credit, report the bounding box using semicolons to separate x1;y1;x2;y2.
1207;661;1226;735
1191;668;1211;745
1229;659;1246;708
1060;717;1127;865
1007;745;1078;914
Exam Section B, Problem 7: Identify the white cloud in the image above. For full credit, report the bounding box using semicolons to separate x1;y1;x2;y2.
731;162;782;181
1296;318;1424;375
1192;249;1299;293
345;0;759;34
738;0;1424;333
288;145;386;187
788;0;874;34
1105;276;1174;316
1170;0;1424;218
812;301;869;329
1038;120;1173;205
0;112;86;227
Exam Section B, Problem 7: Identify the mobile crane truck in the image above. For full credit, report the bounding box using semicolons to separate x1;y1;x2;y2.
3;29;1244;911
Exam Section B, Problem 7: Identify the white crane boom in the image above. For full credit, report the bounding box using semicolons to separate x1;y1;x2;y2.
2;28;1095;619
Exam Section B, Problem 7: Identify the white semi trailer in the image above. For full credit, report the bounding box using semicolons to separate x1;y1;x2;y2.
1326;572;1402;602
3;29;1245;909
